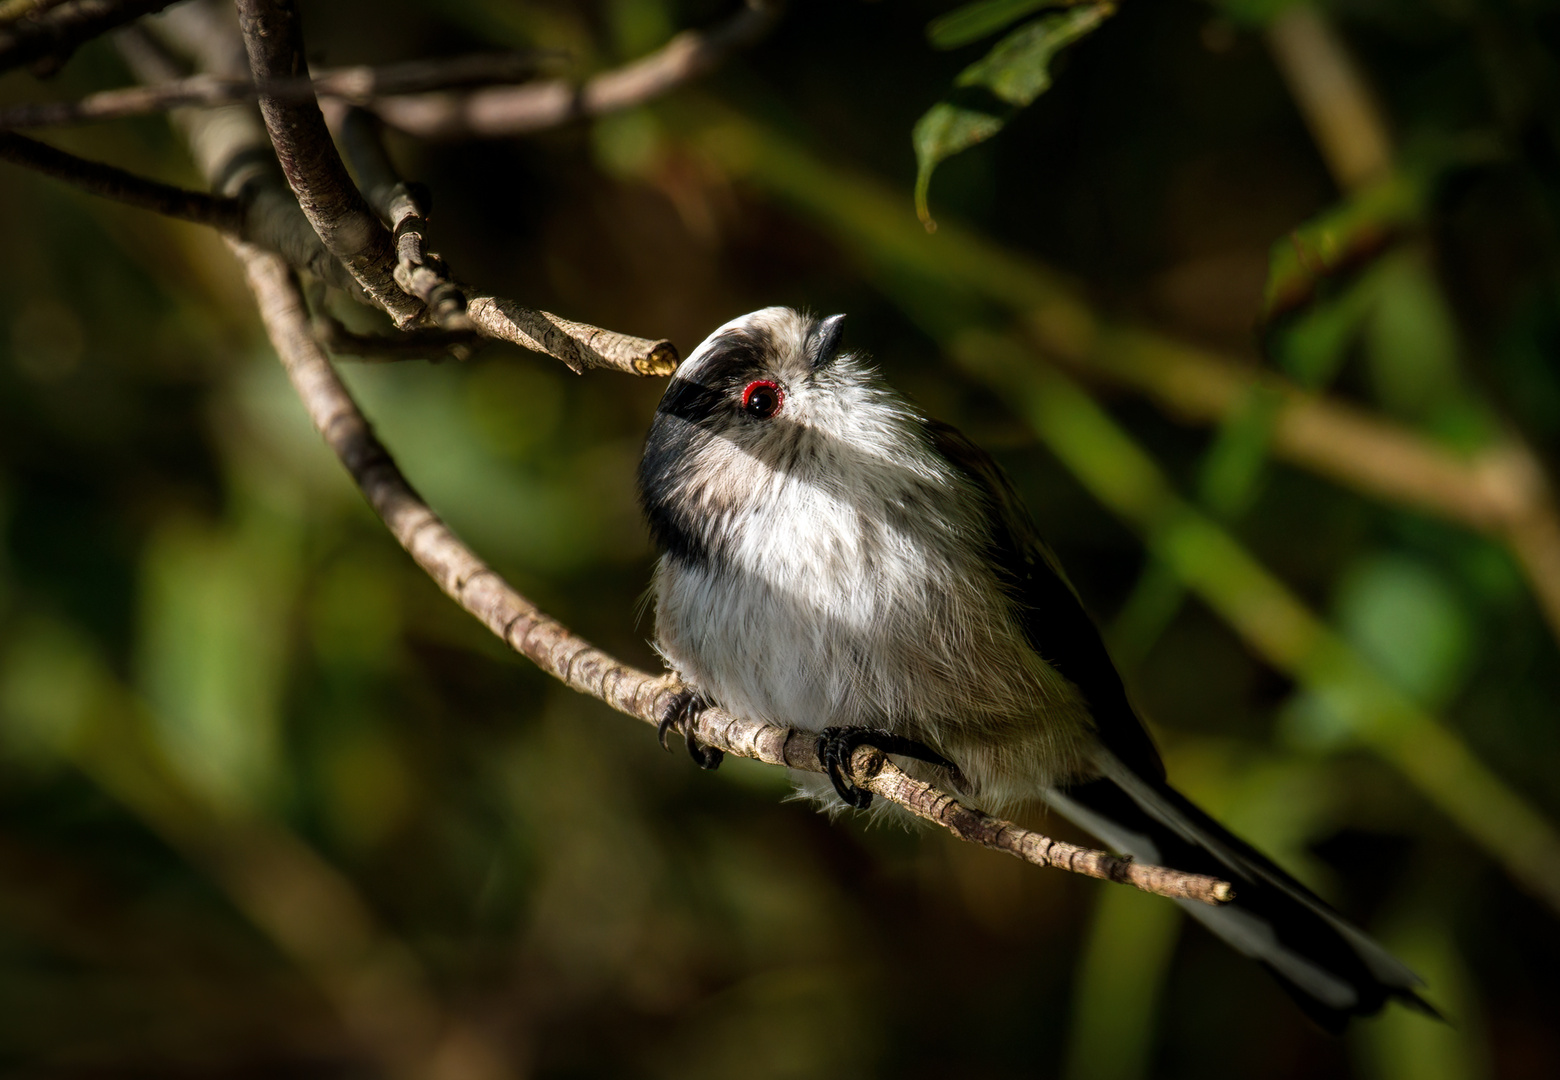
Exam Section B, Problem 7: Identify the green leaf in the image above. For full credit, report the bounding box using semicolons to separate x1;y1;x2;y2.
914;7;1111;229
926;0;1059;50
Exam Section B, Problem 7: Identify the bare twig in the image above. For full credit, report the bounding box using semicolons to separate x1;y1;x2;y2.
233;238;1233;908
234;0;422;325
331;102;677;371
370;0;782;139
0;129;245;230
312;308;478;363
0;50;559;129
464;296;679;376
334;106;470;330
0;0;173;74
331;98;675;372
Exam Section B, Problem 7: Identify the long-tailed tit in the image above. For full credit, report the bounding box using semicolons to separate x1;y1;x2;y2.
638;307;1429;1029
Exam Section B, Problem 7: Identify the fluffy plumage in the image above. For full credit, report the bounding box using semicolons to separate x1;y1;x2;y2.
638;307;1429;1029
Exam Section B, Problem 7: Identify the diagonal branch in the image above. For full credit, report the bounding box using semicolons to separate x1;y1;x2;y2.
370;0;783;139
0;129;245;230
0;50;559;129
0;0;173;75
232;237;1233;909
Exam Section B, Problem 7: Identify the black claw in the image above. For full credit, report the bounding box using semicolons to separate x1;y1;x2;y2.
656;693;687;753
658;689;723;770
816;726;954;810
687;724;724;771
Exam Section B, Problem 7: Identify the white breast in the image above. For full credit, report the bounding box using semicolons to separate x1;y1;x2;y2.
651;417;1098;807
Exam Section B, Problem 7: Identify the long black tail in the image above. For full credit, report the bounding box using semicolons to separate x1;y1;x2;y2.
1044;751;1433;1031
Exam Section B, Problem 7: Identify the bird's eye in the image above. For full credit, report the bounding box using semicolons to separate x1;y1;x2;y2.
741;380;784;419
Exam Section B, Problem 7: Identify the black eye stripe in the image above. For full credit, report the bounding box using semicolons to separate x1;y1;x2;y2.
658;377;727;426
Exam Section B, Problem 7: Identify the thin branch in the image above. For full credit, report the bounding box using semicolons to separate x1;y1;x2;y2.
370;0;783;139
0;129;245;230
234;0;422;326
233;237;1233;909
334;106;469;330
311;308;478;363
464;295;679;376
0;50;559;129
331;99;676;372
0;0;173;74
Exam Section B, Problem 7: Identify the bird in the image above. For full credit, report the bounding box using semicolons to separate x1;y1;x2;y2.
637;306;1431;1030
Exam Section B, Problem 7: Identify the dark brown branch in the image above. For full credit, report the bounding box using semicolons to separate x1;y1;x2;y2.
311;308;477;363
233;237;1233;908
0;0;173;75
234;0;421;325
370;0;782;139
0;129;245;230
0;51;559;129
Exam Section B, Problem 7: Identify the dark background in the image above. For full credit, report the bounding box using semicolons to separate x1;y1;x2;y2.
1;0;1558;1077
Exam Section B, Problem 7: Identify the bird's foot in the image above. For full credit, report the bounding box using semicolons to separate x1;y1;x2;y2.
657;688;723;771
816;727;954;810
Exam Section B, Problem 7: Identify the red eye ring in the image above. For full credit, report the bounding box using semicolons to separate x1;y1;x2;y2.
741;380;784;419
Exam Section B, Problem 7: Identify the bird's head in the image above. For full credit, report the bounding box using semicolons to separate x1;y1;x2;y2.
638;306;915;561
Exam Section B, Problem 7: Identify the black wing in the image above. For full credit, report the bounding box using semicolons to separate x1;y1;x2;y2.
926;419;1165;782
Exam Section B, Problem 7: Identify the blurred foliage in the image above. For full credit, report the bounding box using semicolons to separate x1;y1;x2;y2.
3;1;1560;1078
913;1;1114;229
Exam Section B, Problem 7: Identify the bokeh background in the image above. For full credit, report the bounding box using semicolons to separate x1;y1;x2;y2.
2;0;1559;1077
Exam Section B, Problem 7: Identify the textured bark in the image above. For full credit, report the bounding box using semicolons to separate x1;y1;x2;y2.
234;0;422;325
333;107;469;330
465;297;679;376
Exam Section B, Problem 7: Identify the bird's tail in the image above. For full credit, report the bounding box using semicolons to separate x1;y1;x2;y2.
1043;750;1435;1031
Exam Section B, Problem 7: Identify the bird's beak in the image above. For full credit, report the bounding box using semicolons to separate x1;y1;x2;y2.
808;313;847;369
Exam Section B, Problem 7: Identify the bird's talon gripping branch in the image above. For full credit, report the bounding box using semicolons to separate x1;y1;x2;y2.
817;726;955;810
659;688;723;770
